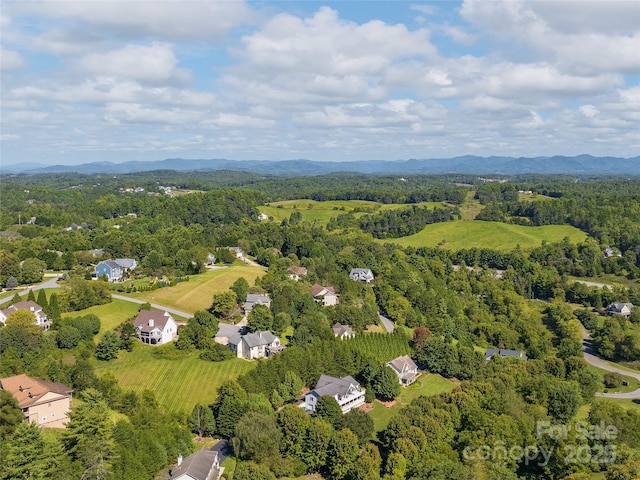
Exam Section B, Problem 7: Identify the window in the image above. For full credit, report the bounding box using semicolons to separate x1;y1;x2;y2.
42;416;47;421
51;412;55;417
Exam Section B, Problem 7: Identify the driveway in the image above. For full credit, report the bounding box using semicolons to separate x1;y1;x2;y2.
111;294;193;320
582;327;640;399
378;312;395;333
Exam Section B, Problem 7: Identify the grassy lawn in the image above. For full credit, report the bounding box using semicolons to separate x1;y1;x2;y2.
94;342;256;414
568;274;639;288
62;298;141;334
585;364;640;394
121;265;265;314
368;373;457;432
381;220;587;252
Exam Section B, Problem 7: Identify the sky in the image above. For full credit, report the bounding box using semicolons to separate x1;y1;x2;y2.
1;0;639;166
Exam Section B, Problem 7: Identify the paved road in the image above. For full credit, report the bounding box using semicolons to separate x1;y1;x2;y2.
111;294;193;320
582;327;640;399
378;312;395;333
0;277;61;306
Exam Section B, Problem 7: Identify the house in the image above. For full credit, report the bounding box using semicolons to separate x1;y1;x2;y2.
228;330;283;359
168;448;221;480
0;374;72;428
386;355;419;386
311;284;338;306
258;213;269;221
606;302;634;317
114;258;138;271
93;260;123;282
485;349;528;361
349;268;374;283
214;322;244;346
244;294;271;314
304;374;365;414
288;265;308;281
0;301;49;330
89;248;104;257
332;322;354;339
132;309;178;346
228;247;243;258
205;253;216;266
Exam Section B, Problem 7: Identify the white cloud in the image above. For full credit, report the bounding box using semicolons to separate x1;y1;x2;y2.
0;47;26;71
579;105;600;118
80;43;189;84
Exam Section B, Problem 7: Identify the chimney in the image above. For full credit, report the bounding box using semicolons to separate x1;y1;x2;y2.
19;385;23;392
177;454;183;466
148;319;154;327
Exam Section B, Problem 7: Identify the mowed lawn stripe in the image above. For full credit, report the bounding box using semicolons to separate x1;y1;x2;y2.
94;345;255;413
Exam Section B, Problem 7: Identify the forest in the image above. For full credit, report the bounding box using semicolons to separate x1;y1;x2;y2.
0;171;640;480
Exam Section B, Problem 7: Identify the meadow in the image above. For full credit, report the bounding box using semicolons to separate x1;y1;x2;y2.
62;298;141;334
122;264;265;314
382;220;588;252
368;373;458;432
259;199;446;225
93;343;256;414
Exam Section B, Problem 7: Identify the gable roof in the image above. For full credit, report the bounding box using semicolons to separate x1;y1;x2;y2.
170;447;219;480
245;294;270;303
311;374;360;398
98;260;121;270
485;348;528;360
1;301;46;322
332;323;353;336
387;355;418;373
350;268;372;276
0;374;72;408
133;309;174;332
288;265;308;275
607;302;633;312
215;322;243;339
114;258;137;269
311;284;336;297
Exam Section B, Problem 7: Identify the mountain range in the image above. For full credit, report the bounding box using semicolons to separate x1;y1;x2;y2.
2;155;639;176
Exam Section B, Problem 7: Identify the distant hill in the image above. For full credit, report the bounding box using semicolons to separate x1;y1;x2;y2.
2;155;639;176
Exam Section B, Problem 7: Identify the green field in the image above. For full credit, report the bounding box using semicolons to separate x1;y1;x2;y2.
381;220;588;252
63;298;141;334
122;264;265;314
585;364;640;394
368;373;458;432
94;343;255;414
260;199;446;226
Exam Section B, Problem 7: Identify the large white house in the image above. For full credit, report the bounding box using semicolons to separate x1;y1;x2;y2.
132;309;177;346
170;447;221;480
311;284;338;307
304;374;366;414
0;301;49;330
228;330;282;359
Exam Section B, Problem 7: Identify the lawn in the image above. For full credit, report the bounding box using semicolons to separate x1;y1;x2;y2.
121;264;265;314
382;220;587;252
368;373;458;432
93;342;256;414
62;298;141;334
585;363;640;394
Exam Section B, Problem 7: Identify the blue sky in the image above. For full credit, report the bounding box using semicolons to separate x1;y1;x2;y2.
1;0;639;165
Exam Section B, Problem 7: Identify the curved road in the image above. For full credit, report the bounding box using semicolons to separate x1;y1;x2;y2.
111;294;193;320
0;276;61;306
582;327;640;399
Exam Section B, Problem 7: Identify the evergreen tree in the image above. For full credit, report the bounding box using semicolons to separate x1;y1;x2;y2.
0;390;24;439
314;395;343;430
96;331;121;361
27;289;36;302
119;322;137;352
48;292;62;325
0;422;49;480
36;289;48;310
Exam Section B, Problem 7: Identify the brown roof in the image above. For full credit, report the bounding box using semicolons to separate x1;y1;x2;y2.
133;309;174;332
311;284;335;297
1;301;46;321
288;265;308;275
0;374;72;408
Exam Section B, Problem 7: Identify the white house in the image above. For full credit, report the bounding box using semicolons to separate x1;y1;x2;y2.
311;284;338;306
606;302;634;318
244;294;271;314
349;268;374;283
288;265;308;281
485;349;528;361
304;374;365;414
132;309;177;346
0;301;49;330
258;213;269;221
228;247;243;258
114;258;138;271
169;447;221;480
332;322;354;340
228;330;283;359
386;355;419;386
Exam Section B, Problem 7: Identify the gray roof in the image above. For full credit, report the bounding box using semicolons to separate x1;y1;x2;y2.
387;355;418;373
311;374;360;398
350;268;372;275
170;448;219;480
243;331;277;348
228;333;242;346
114;258;137;269
607;302;633;312
245;294;270;304
216;323;242;339
485;348;527;360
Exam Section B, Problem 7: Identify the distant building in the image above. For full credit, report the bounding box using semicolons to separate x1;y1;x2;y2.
349;268;374;283
386;355;419;386
114;258;138;271
244;294;271;314
0;374;72;428
228;330;283;359
332;322;354;339
485;349;528;362
606;302;634;318
93;260;123;282
258;213;269;221
311;284;338;306
288;265;308;281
